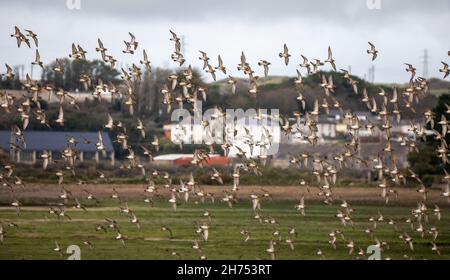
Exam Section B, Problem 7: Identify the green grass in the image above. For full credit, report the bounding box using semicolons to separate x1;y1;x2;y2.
0;200;449;260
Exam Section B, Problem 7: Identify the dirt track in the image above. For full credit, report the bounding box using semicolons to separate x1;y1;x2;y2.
1;183;449;205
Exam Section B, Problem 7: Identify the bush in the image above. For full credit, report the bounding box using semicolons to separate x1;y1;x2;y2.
422;175;435;188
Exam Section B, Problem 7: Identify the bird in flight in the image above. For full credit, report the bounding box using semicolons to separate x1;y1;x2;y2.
367;42;378;61
278;43;291;66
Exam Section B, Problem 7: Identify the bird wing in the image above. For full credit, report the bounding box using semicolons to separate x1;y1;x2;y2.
169;30;178;40
58;106;64;119
241;51;246;64
314;99;319;112
98;38;104;48
141;50;148;62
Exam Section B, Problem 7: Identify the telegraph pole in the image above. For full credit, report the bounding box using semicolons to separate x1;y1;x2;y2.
371;65;375;83
181;35;186;54
368;65;375;83
420;49;429;78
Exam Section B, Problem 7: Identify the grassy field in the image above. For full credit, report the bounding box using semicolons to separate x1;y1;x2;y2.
0;197;449;260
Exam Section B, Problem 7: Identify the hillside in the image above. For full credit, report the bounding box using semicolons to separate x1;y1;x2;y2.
211;72;447;118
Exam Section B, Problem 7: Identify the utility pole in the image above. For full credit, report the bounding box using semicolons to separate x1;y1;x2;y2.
371;65;375;83
181;35;187;55
368;65;375;83
420;49;429;78
13;65;20;79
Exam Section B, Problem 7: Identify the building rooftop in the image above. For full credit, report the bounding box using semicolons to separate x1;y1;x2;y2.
0;131;114;153
154;153;221;161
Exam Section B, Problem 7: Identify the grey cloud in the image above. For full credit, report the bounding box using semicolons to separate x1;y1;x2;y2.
4;0;450;22
0;0;448;83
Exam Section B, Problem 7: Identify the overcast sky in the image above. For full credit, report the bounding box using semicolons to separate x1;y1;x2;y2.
0;0;449;83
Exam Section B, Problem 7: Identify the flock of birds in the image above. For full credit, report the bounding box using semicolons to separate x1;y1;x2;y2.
0;26;450;259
